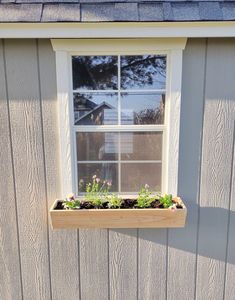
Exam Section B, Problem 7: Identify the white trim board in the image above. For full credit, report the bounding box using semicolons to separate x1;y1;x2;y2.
1;22;235;38
53;38;186;196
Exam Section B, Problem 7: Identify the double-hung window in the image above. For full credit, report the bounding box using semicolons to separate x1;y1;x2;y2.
52;38;186;197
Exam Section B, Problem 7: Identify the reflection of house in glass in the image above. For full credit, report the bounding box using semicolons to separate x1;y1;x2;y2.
74;97;117;125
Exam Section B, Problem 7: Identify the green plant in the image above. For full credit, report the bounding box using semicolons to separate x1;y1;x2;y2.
107;194;123;209
85;175;111;208
159;194;173;208
63;193;80;209
135;184;155;208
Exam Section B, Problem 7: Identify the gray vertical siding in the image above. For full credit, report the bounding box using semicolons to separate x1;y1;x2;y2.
0;38;234;300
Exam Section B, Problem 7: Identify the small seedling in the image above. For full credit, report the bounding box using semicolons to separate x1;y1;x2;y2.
63;193;80;209
107;194;123;209
136;184;154;208
159;194;173;208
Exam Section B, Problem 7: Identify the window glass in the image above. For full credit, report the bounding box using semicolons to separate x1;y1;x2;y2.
72;54;166;193
121;93;165;125
72;56;118;90
121;55;166;90
77;132;119;161
77;163;118;192
120;132;162;160
121;163;161;192
74;93;118;125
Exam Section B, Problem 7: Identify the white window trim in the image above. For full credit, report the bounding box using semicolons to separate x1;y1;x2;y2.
51;38;187;197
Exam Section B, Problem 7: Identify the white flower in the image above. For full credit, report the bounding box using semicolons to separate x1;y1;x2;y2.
92;175;97;179
96;178;100;183
67;193;75;200
145;184;149;189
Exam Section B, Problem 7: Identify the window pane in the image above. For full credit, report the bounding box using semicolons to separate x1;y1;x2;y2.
120;132;162;161
78;163;118;192
77;132;119;161
121;55;166;90
121;92;165;125
72;56;118;90
121;163;161;192
74;92;118;125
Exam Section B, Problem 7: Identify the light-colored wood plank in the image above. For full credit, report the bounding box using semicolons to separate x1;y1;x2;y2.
38;39;80;300
109;229;137;300
196;39;235;300
50;199;187;229
167;39;207;300
79;229;109;300
224;126;235;300
138;229;167;300
0;39;22;300
5;39;51;300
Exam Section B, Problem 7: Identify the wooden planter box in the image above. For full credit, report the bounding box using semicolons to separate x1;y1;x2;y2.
49;199;187;229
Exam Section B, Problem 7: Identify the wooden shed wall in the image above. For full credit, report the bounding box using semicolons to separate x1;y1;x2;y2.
0;38;234;300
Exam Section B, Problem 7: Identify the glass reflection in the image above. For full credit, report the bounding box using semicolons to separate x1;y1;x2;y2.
120;132;162;160
77;132;119;161
72;56;118;90
78;163;118;192
74;93;118;125
121;55;166;90
121;163;161;192
121;93;165;125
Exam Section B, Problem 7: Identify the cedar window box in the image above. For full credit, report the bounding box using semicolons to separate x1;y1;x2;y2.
49;198;187;229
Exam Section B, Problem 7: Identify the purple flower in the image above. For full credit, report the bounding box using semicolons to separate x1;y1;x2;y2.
107;181;112;187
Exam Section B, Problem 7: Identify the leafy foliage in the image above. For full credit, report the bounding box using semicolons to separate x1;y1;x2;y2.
62;176;175;210
84;175;111;208
135;184;155;208
159;194;173;208
63;194;80;209
107;194;123;209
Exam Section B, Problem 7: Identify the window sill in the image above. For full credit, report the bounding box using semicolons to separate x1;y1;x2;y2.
49;199;187;229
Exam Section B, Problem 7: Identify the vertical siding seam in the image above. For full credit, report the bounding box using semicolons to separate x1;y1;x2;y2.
222;120;235;300
107;229;110;300
2;38;24;300
194;38;208;300
165;229;168;300
136;228;139;300
77;229;82;300
36;38;53;300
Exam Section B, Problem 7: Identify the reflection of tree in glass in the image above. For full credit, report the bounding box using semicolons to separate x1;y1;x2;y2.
73;56;118;90
135;97;165;124
72;55;166;90
121;55;166;89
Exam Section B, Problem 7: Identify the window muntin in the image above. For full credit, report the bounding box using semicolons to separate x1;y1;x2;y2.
72;54;166;194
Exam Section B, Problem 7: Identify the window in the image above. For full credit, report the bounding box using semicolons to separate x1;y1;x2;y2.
72;55;166;193
51;38;186;197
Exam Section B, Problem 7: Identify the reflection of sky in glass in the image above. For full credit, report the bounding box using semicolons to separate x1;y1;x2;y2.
121;55;166;90
121;93;165;125
73;93;118;125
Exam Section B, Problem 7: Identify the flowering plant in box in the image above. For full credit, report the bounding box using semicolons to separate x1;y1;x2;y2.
62;175;184;210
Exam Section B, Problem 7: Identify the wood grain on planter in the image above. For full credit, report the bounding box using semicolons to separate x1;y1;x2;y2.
50;199;187;229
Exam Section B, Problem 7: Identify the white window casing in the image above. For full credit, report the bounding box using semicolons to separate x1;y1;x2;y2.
51;38;187;197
